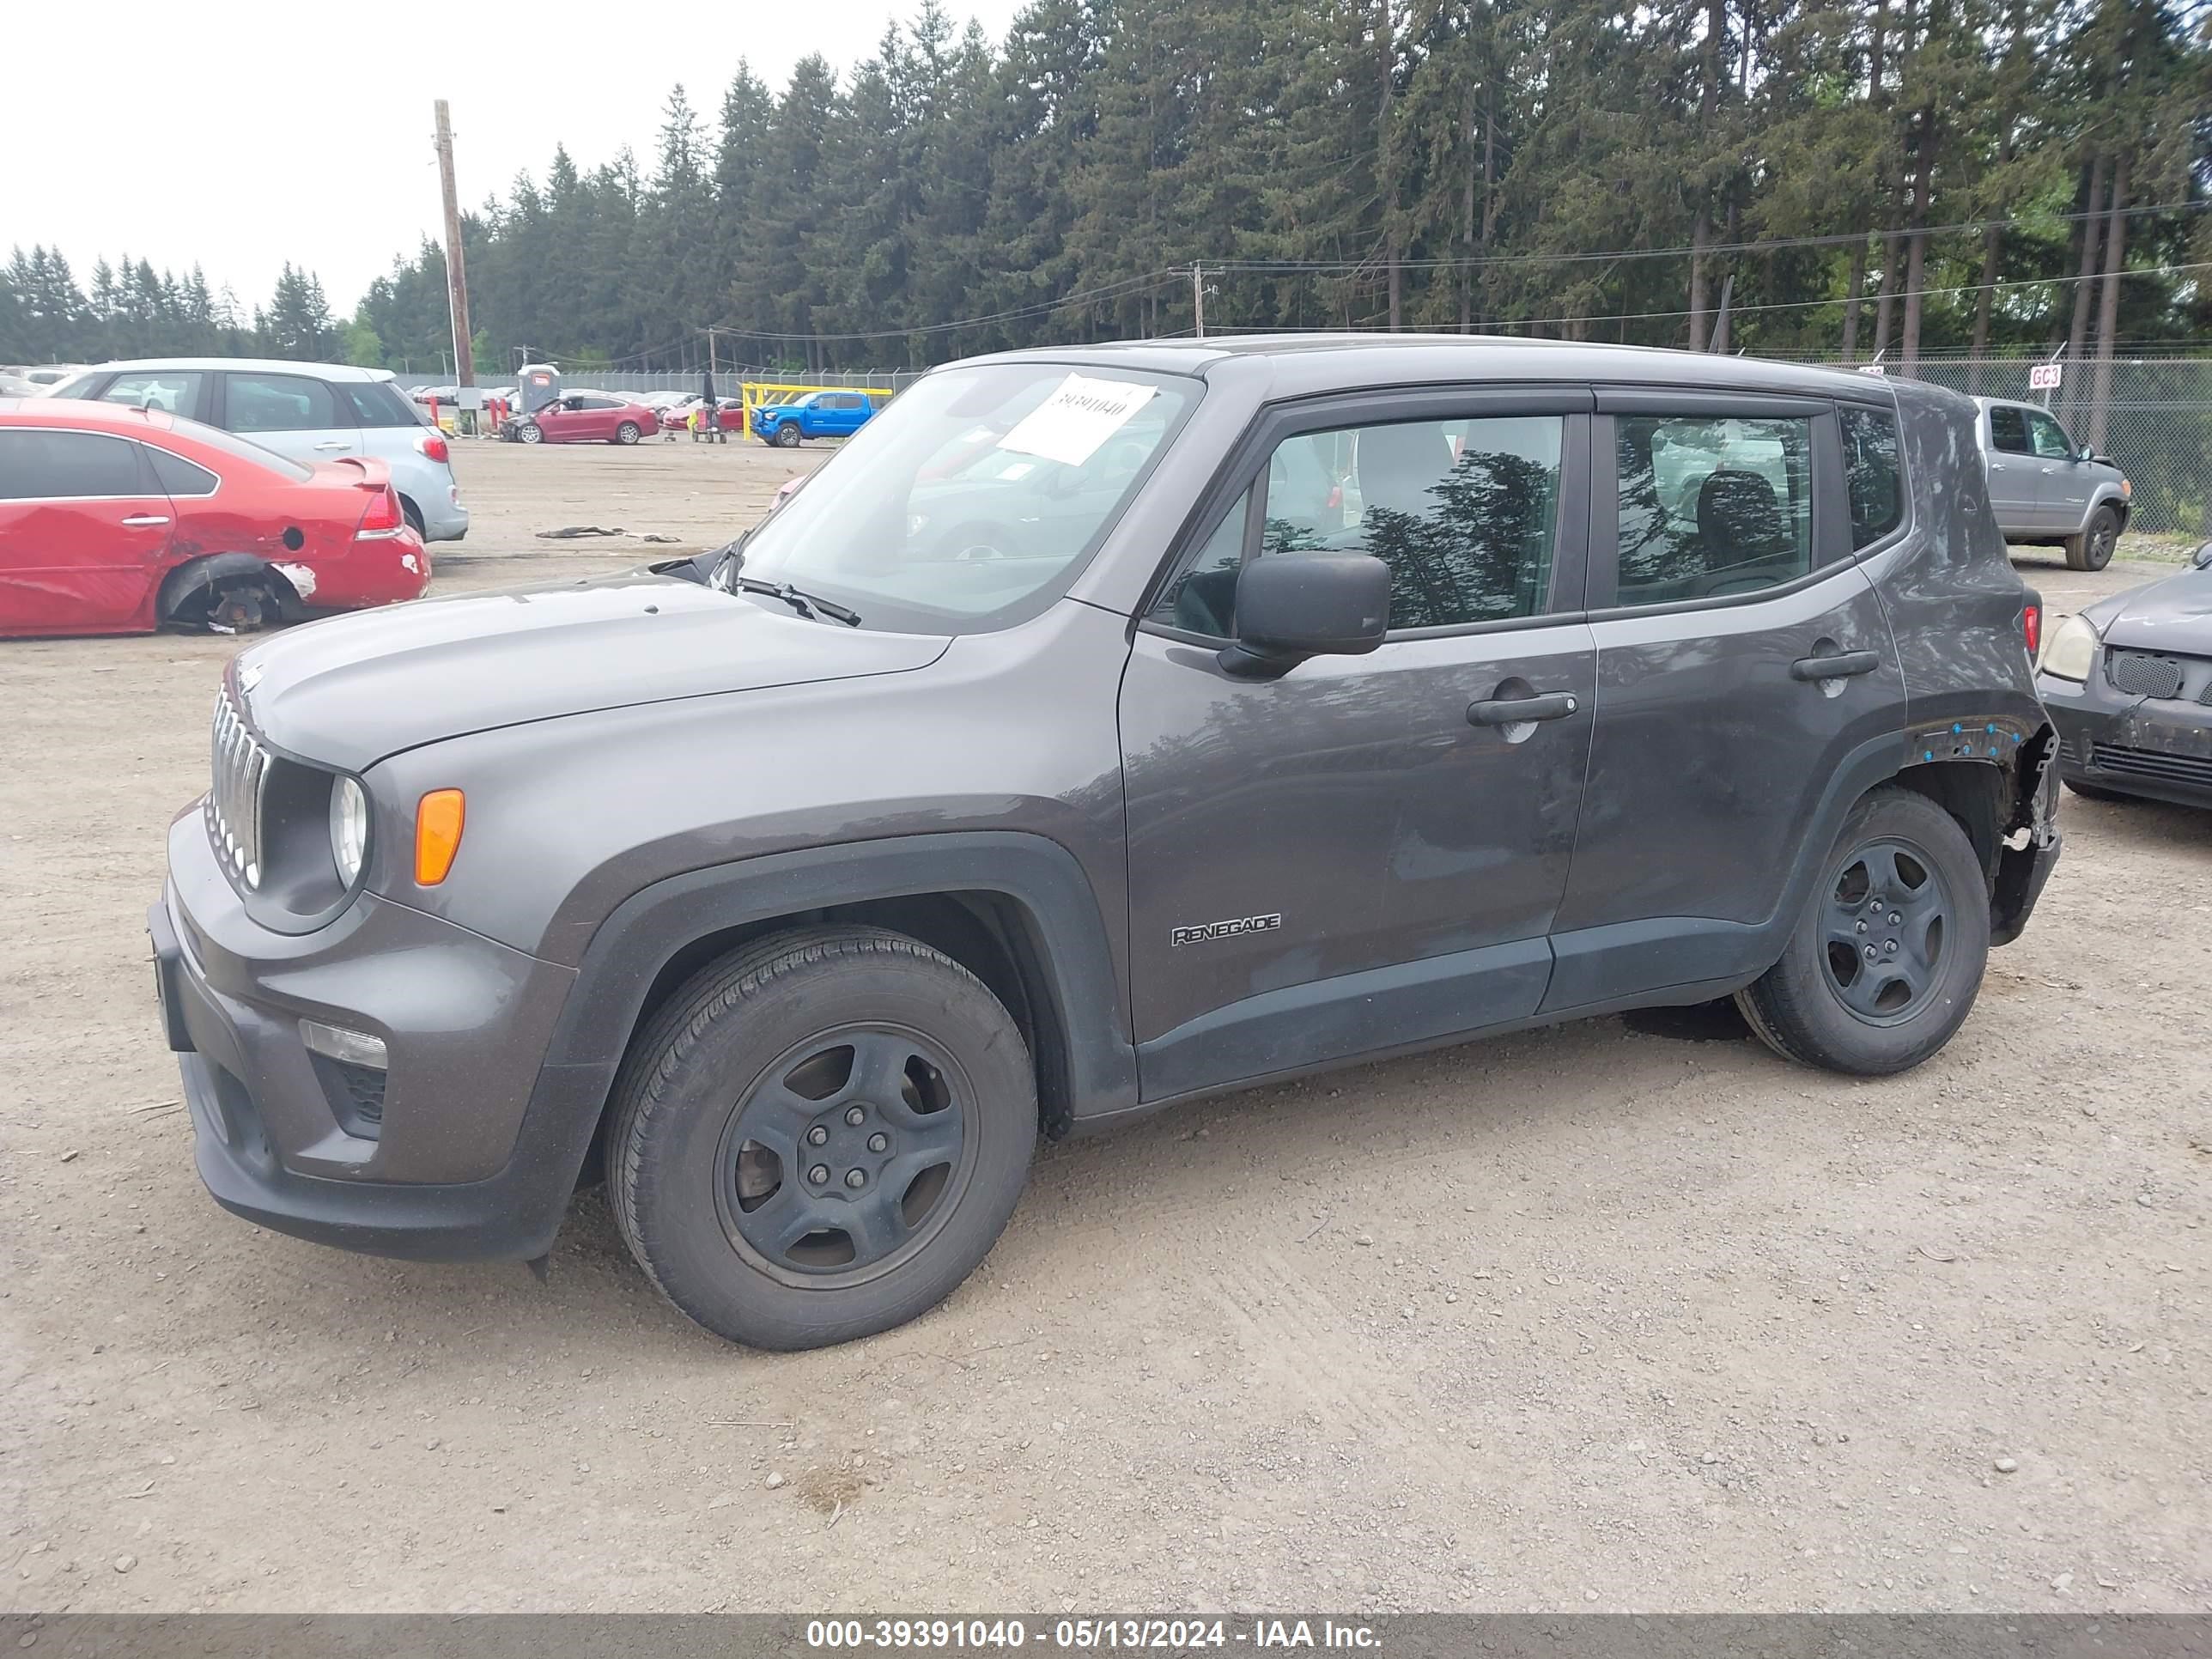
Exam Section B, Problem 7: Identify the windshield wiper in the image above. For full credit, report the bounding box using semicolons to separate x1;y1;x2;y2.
733;573;863;627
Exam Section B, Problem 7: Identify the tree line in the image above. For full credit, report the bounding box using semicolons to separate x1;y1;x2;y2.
1;252;340;366
6;0;2207;379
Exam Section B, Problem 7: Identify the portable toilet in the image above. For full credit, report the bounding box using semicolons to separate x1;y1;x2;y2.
517;363;562;415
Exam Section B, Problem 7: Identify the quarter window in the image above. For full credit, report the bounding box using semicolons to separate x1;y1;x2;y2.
98;370;203;417
1839;405;1904;550
1613;414;1813;605
227;373;343;433
0;430;149;498
1255;415;1565;630
339;381;422;428
1151;489;1251;636
145;447;219;496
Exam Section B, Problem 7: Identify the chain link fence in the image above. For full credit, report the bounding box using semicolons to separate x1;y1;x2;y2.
554;368;926;398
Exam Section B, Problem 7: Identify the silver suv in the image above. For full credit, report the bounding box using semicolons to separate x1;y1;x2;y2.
48;359;468;543
1973;396;2129;571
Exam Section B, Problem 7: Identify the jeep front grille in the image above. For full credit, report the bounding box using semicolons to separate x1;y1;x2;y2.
207;689;270;890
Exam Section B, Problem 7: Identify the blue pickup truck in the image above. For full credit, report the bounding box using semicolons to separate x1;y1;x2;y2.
752;390;877;447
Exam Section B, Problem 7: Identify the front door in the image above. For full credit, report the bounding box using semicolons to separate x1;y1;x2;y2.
2024;406;2086;532
218;370;360;465
1543;394;1909;1010
1121;392;1597;1100
0;427;175;634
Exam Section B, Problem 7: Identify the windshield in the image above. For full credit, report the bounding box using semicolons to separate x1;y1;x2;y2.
731;363;1197;633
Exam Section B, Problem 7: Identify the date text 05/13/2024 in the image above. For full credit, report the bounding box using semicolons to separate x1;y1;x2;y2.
805;1618;1381;1650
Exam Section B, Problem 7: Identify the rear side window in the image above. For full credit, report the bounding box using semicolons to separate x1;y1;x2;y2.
1839;405;1904;549
1988;405;2031;453
340;381;422;428
227;373;345;433
0;429;149;498
1613;414;1813;605
144;447;218;496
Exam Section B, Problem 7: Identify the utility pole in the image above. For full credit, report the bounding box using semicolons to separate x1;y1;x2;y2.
433;100;476;427
1192;262;1205;339
1710;273;1734;354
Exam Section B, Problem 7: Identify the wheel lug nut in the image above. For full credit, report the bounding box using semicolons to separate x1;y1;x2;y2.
1888;912;1902;926
1856;920;1868;933
844;1169;867;1189
808;1164;830;1185
867;1133;888;1153
1863;944;1878;961
844;1106;866;1127
1884;940;1899;954
806;1126;829;1146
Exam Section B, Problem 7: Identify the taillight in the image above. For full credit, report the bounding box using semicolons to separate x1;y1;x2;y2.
355;484;404;540
416;432;450;465
2021;601;2042;659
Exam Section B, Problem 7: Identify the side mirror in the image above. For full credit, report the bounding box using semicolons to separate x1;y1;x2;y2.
2077;446;2097;465
2191;541;2212;571
1218;554;1390;679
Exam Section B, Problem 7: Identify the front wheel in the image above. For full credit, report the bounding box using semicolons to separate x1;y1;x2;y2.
1735;787;1989;1076
773;422;801;448
516;421;543;446
2065;504;2118;572
615;421;641;446
607;927;1037;1350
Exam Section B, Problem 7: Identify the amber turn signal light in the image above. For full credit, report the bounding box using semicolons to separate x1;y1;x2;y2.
414;789;465;885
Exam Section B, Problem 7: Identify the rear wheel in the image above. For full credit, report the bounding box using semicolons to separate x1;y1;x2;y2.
400;496;426;539
608;927;1036;1350
774;422;801;448
2065;504;2118;571
1736;787;1989;1076
615;421;641;446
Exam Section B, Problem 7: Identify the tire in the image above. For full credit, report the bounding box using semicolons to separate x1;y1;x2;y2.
2065;504;2118;571
399;496;426;540
615;421;641;446
517;421;543;446
607;927;1036;1350
773;422;801;448
1735;787;1989;1077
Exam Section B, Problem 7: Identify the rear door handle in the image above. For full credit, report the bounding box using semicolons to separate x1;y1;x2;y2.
1468;691;1580;726
119;514;171;528
1790;649;1881;682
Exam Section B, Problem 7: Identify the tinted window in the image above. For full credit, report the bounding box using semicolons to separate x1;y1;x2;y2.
2027;410;2074;459
164;417;314;481
1150;489;1251;636
1839;405;1904;550
0;429;148;498
1252;415;1564;629
145;447;218;496
1614;414;1813;605
100;370;203;417
340;380;422;428
1989;405;2031;454
46;373;101;401
227;373;344;433
576;395;620;410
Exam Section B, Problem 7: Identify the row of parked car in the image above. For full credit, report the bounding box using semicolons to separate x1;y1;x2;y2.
396;380;880;447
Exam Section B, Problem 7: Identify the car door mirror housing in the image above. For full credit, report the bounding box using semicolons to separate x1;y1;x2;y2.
1217;554;1391;679
2191;540;2212;571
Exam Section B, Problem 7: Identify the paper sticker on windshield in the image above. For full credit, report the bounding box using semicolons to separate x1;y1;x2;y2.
997;374;1156;466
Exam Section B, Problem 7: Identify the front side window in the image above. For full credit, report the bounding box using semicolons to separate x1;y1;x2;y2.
228;373;343;433
2027;410;2075;459
1614;414;1812;605
1989;405;2031;453
1261;415;1564;629
100;371;203;417
730;363;1196;633
0;429;148;498
1839;404;1904;550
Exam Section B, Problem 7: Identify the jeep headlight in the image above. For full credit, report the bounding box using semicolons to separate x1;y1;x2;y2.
329;775;369;885
2040;613;2100;683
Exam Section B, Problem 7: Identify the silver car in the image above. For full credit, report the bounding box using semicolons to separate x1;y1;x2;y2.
1973;395;2130;571
46;358;469;543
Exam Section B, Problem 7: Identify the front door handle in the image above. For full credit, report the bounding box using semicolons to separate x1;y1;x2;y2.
313;441;349;451
119;514;171;528
1468;690;1580;726
1790;649;1881;682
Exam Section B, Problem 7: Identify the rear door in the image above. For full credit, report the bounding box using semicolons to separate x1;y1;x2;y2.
217;370;359;465
0;427;174;633
1121;386;1597;1097
1983;404;2040;533
827;392;868;435
1543;391;1908;1011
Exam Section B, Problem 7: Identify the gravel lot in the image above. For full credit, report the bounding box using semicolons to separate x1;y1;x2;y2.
3;440;2205;1614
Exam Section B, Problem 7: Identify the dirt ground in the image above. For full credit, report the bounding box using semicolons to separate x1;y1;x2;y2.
2;440;2205;1616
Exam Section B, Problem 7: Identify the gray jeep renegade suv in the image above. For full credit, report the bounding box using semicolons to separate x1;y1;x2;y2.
152;337;2062;1350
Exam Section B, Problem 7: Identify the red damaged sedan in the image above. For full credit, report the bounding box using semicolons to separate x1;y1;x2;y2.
0;398;430;637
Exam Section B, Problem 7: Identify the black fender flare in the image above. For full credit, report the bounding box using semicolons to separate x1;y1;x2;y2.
155;554;303;625
514;831;1139;1199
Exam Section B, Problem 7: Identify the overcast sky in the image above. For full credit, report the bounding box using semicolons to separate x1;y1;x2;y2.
5;0;1022;315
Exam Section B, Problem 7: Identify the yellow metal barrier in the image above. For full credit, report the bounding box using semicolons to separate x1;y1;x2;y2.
738;380;895;438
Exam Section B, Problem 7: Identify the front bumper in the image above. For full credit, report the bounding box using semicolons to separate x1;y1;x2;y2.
153;808;597;1261
2037;670;2212;807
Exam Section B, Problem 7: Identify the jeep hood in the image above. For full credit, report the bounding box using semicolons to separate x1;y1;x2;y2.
235;571;950;770
2092;568;2212;652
